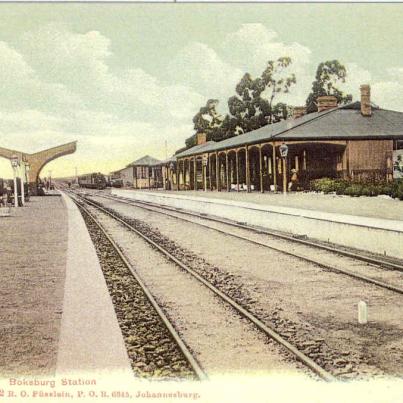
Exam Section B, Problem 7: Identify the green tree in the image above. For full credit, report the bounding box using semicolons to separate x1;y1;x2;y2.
184;57;295;149
192;99;224;134
226;57;296;136
186;99;224;147
305;60;353;113
210;114;239;141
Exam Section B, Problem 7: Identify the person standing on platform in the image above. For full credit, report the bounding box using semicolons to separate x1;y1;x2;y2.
288;169;298;191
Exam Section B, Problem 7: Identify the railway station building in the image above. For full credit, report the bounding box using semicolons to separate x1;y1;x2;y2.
164;85;403;192
114;155;163;189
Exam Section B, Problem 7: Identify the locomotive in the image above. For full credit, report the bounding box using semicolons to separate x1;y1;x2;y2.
78;173;107;189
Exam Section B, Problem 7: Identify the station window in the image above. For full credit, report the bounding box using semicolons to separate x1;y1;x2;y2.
396;140;403;150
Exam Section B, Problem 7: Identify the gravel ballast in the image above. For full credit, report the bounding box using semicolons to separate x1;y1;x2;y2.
89;194;403;380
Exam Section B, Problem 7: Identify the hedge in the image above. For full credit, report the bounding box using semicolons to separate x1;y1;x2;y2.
310;178;403;200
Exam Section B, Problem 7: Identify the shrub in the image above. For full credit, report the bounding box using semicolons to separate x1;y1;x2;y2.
310;178;340;194
393;181;403;200
309;178;402;200
364;185;381;197
334;180;350;195
344;184;363;197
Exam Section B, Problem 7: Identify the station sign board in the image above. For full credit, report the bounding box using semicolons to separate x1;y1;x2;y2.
279;143;289;158
393;150;403;179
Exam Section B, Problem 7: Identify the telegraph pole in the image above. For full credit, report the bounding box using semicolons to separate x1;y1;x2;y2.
20;163;25;205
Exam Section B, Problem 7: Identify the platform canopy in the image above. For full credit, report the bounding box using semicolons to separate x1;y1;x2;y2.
0;141;77;193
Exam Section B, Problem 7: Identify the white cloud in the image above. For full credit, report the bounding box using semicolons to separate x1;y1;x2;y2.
167;24;314;111
17;24;204;125
167;42;242;102
20;25;111;93
372;67;403;111
0;109;66;134
340;63;403;111
387;67;403;82
222;24;313;106
372;81;403;111
222;24;311;75
0;41;33;83
339;63;372;101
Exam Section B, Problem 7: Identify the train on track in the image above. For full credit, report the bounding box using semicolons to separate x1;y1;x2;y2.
78;173;107;189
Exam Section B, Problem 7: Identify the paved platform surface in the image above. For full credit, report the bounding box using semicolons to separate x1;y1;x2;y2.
0;196;68;376
57;193;132;376
146;190;403;222
0;193;132;377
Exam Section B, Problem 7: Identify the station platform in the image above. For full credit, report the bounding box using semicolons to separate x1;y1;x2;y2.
0;193;132;378
149;190;403;221
112;189;403;260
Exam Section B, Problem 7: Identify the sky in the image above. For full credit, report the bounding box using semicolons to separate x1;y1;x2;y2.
0;3;402;179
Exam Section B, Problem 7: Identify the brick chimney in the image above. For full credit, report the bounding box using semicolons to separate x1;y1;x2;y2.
292;106;306;119
196;132;207;145
360;84;372;117
317;95;338;112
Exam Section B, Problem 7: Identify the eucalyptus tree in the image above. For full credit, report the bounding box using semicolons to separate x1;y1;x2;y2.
305;60;352;113
185;57;296;148
227;57;296;136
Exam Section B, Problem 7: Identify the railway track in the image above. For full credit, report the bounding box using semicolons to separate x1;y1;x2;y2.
69;190;337;381
92;191;403;296
70;195;207;381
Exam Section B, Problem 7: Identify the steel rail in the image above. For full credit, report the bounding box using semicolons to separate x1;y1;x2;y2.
70;194;208;381
94;193;403;296
72;192;336;382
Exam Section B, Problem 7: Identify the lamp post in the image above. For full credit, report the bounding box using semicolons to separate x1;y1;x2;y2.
279;143;289;195
25;162;30;201
202;155;208;191
10;154;19;208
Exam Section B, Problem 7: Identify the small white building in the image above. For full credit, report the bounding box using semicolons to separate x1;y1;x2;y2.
130;155;162;189
113;155;163;189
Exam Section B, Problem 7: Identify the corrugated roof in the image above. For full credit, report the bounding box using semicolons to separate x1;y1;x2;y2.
175;141;216;158
155;156;176;165
276;107;403;140
128;155;161;166
175;102;403;158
